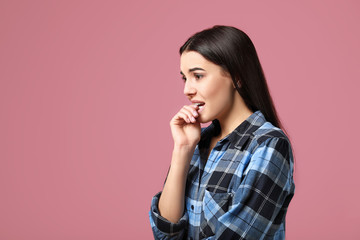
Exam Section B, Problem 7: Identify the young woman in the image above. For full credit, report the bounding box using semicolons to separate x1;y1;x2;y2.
149;25;295;240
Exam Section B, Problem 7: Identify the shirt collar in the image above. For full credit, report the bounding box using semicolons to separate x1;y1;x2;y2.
199;110;267;150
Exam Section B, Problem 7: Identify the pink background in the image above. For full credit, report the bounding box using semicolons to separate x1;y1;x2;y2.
1;0;359;239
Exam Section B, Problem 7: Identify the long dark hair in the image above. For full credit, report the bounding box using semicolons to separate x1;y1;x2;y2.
179;25;284;130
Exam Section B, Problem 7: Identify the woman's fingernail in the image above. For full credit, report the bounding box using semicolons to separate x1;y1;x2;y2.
191;116;196;122
193;110;198;117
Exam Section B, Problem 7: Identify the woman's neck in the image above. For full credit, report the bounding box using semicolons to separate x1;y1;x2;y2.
216;93;253;140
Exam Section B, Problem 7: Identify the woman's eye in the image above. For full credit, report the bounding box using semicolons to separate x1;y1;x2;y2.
194;74;203;80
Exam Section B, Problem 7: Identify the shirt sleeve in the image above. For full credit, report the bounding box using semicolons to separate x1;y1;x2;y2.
149;191;188;240
202;137;295;240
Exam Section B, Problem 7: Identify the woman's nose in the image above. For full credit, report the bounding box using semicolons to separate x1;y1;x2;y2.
183;80;196;96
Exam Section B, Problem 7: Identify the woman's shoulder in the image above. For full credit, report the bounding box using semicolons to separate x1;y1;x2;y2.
254;121;289;143
249;120;294;166
246;115;293;158
231;110;291;150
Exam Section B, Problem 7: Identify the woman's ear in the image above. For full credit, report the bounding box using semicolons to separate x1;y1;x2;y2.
233;79;241;89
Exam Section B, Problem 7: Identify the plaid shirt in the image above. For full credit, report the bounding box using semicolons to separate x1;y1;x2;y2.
149;111;295;240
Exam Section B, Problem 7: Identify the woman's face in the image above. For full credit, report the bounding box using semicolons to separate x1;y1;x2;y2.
180;51;236;123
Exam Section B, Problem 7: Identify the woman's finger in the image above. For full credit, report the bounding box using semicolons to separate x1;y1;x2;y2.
183;105;199;118
174;111;191;124
179;108;196;123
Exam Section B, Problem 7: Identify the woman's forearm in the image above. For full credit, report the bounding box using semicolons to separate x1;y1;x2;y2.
158;145;195;223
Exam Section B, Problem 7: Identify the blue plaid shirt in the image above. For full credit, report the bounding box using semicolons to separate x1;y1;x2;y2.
149;111;295;240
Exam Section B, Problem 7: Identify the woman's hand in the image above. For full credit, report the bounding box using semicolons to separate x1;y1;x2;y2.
170;104;201;149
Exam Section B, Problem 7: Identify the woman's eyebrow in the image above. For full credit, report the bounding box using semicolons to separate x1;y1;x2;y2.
180;67;206;75
189;67;205;72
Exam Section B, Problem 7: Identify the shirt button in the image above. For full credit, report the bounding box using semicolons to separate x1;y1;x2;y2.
191;205;194;210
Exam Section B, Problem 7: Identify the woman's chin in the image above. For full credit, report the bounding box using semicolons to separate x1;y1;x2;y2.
197;116;211;124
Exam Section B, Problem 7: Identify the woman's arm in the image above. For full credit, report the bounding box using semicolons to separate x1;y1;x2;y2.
157;104;201;223
149;104;201;239
158;145;195;223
